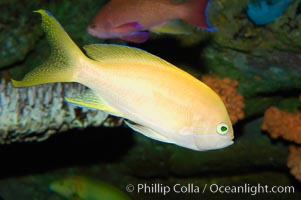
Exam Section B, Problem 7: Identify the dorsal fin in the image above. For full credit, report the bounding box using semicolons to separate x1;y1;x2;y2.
151;19;193;35
82;44;178;70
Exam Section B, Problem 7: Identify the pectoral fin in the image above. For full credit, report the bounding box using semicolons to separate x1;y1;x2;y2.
114;22;143;33
124;121;173;144
65;89;122;116
120;31;150;43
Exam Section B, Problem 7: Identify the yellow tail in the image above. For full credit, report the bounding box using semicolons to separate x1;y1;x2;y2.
11;10;86;87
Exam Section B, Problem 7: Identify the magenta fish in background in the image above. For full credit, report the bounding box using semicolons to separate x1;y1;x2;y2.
87;0;217;43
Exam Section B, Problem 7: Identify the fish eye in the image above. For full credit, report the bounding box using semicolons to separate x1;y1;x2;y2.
217;123;229;135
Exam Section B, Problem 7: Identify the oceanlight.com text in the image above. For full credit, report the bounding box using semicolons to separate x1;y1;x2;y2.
208;183;294;195
125;183;295;196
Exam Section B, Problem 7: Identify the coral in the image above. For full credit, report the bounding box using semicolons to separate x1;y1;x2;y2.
201;76;245;124
0;79;108;144
261;107;301;144
246;0;292;25
262;99;301;182
287;145;301;182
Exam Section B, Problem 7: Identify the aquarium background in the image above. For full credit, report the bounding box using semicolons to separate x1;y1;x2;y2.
1;0;301;199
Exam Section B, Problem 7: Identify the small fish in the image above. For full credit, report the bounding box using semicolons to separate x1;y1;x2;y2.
246;0;292;25
87;0;217;43
49;176;130;200
12;10;233;151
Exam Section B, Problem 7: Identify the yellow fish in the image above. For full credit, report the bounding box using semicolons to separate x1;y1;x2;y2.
12;10;234;151
49;176;130;200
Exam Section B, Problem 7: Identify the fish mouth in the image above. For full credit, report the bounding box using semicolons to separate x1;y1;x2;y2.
86;25;98;37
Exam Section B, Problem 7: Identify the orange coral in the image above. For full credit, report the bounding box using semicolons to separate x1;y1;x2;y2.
201;76;245;124
262;98;301;182
287;145;301;182
261;107;301;144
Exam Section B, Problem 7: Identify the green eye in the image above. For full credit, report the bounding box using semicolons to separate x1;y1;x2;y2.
217;123;229;135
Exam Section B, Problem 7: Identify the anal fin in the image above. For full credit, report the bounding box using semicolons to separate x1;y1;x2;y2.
114;22;143;33
65;89;122;116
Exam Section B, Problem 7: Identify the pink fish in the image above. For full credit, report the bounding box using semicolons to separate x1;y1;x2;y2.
87;0;217;43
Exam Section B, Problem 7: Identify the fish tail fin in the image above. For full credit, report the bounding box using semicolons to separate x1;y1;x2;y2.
11;10;86;87
180;0;217;32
